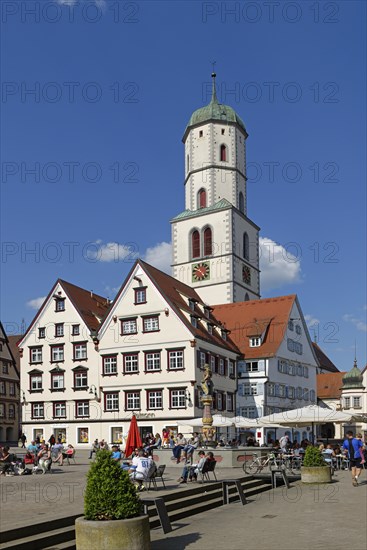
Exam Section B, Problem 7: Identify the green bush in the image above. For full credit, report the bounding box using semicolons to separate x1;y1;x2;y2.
303;445;326;467
84;450;142;520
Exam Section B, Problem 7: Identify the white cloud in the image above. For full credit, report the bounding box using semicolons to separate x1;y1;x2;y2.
27;297;46;310
93;240;138;263
143;242;172;274
57;0;106;6
342;314;367;333
259;237;302;292
304;314;320;326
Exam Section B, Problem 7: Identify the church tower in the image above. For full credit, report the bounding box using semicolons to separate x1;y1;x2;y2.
171;73;260;304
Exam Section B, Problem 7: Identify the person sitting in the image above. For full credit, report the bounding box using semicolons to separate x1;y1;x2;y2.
89;439;99;459
0;446;13;475
37;445;52;474
52;443;64;466
129;449;154;491
322;444;336;467
171;433;187;463
62;444;75;460
27;441;39;454
111;445;122;461
145;433;162;455
181;433;200;462
178;450;207;484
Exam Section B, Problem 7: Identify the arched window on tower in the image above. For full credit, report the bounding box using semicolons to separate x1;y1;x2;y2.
239;192;245;214
203;227;213;256
192;230;200;259
198;189;207;209
220;144;227;162
245;293;250;301
243;232;249;260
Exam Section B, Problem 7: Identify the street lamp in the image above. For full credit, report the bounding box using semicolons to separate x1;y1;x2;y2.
89;384;101;402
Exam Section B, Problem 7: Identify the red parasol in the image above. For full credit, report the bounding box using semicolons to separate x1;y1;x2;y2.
124;415;142;458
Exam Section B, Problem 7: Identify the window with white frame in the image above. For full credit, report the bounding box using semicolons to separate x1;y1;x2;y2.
105;393;119;411
0;403;5;417
295;325;302;335
168;350;184;370
218;358;225;375
249;337;261;347
216;392;223;410
73;343;87;360
228;360;234;377
295;342;303;355
142;316;159;332
244;383;257;396
74;370;88;388
121;318;137;335
297;365;303;376
2;363;8;374
288;386;295;399
303;366;308;377
51;373;64;390
296;387;303;399
51;345;64;362
145;352;161;372
191;316;198;328
31;403;44;419
76;401;89;417
134;287;147;304
103;356;118;375
39;327;46;339
287;338;295;352
30;374;42;391
170;389;186;408
72;324;80;336
0;382;5;395
55;323;64;337
9;382;15;396
353;396;361;408
123;354;139;374
344;397;350;409
279;385;286;398
309;390;316;402
55;298;65;311
303;388;309;400
147;390;163;409
8;404;15;418
126;391;140;410
227;393;233;411
53;402;66;418
30;347;42;363
242;406;257;418
246;361;259;372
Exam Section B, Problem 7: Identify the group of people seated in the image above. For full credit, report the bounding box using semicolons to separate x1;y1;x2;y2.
171;432;201;463
24;439;75;471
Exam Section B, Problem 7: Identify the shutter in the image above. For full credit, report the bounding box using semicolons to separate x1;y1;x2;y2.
257;383;264;395
196;350;201;368
258;360;265;372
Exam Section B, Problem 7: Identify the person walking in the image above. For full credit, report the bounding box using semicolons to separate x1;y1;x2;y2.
20;433;27;448
342;431;365;486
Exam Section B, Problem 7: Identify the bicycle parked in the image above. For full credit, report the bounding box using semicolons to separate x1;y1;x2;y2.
243;452;301;475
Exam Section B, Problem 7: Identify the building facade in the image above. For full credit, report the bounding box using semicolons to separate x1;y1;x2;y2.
19;263;240;447
213;295;319;444
0;322;20;443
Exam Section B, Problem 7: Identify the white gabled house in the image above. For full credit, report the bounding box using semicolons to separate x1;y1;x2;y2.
95;259;240;443
18;280;110;446
213;294;319;444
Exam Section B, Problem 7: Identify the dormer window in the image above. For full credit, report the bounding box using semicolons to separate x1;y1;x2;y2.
191;316;198;328
221;329;228;341
188;298;197;311
249;337;261;347
204;306;211;318
207;324;213;335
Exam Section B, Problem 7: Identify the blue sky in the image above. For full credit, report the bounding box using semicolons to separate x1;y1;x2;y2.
1;0;366;370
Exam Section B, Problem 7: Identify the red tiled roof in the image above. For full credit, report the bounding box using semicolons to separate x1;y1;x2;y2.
105;260;240;354
317;372;346;399
212;295;297;358
312;342;339;372
19;280;110;345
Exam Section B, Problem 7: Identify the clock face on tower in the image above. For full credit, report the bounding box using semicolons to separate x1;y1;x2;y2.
242;265;251;285
192;262;210;282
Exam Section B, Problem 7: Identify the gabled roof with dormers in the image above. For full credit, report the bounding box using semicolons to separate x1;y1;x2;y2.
18;280;110;347
98;259;240;354
213;295;305;359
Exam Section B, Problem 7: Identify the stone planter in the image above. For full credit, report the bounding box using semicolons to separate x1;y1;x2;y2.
301;466;332;484
75;515;150;550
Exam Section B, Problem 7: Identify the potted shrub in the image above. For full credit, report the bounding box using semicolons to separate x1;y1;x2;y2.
301;446;332;484
75;450;150;550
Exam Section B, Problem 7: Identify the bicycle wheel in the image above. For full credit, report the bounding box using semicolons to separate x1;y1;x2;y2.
290;459;301;475
243;460;260;474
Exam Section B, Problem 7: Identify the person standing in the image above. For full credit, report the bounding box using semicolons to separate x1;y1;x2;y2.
342;431;365;486
20;433;27;448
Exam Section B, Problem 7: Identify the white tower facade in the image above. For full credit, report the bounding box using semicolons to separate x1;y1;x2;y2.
171;74;260;304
